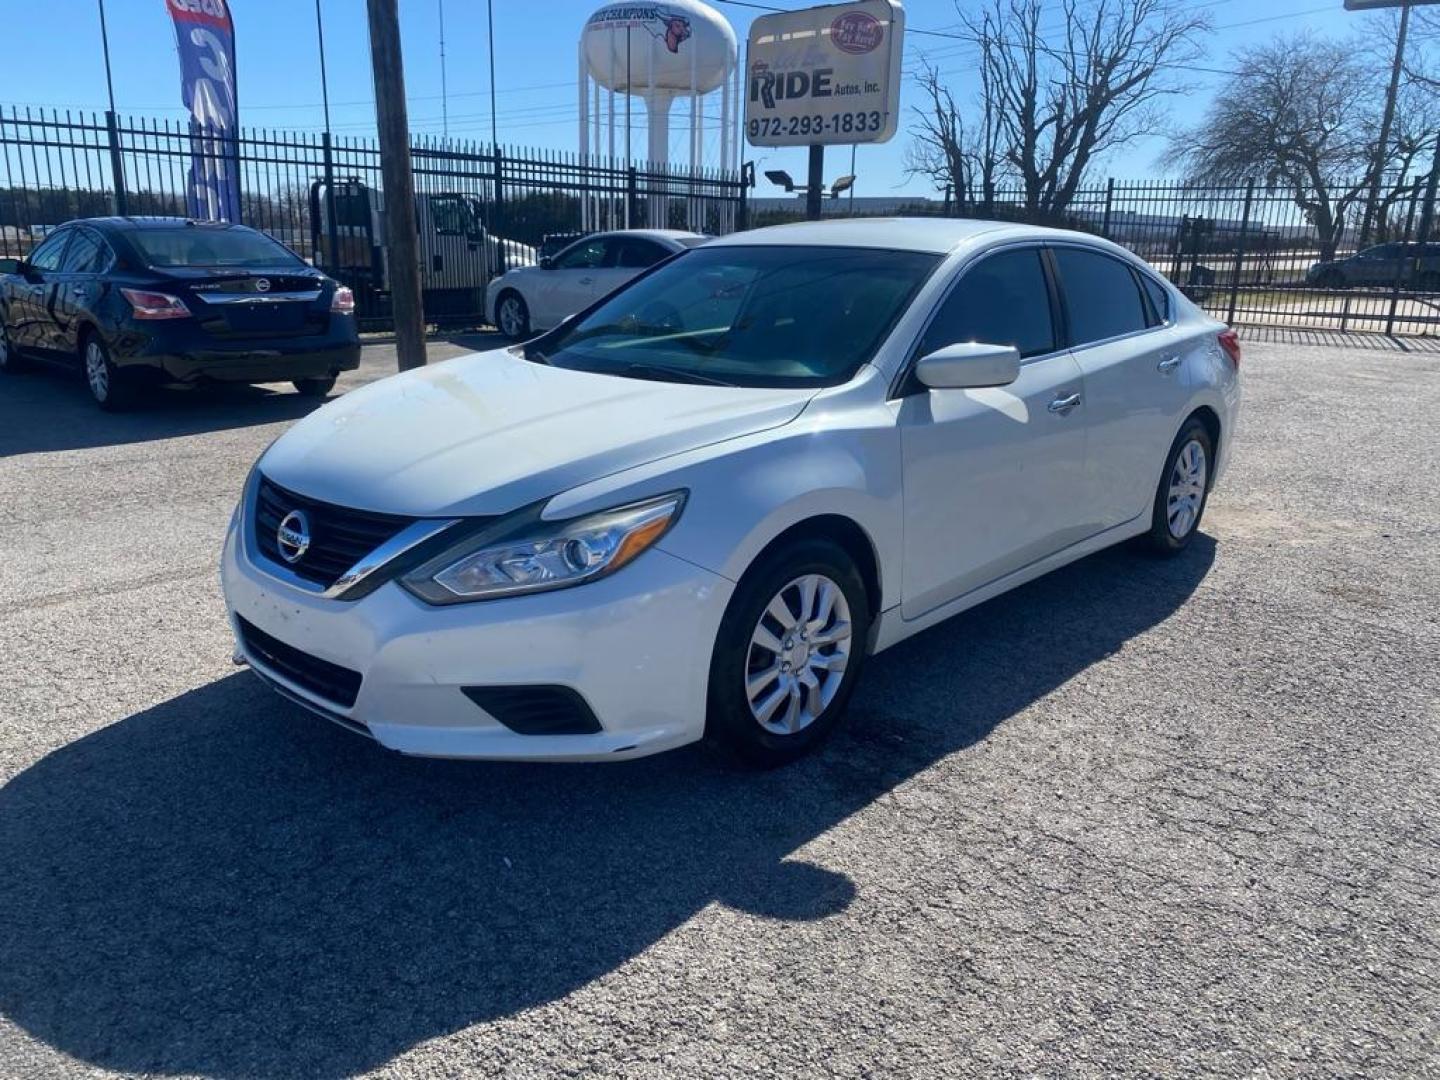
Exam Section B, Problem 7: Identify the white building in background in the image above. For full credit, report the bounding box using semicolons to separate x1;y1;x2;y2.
579;1;740;230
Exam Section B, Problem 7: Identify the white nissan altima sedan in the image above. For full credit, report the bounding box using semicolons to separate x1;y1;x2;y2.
222;219;1241;766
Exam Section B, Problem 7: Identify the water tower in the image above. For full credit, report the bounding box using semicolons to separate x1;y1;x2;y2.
579;1;740;229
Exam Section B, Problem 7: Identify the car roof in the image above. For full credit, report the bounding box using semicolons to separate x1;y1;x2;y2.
588;228;705;244
703;217;1110;255
68;216;257;235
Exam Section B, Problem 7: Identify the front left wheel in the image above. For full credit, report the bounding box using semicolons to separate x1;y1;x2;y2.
0;323;26;374
495;291;530;340
706;539;871;767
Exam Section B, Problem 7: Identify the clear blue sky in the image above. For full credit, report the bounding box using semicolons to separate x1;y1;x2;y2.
1;0;1366;198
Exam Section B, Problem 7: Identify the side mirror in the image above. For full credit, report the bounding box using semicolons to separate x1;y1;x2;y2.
914;341;1021;390
539;255;553;270
0;257;20;276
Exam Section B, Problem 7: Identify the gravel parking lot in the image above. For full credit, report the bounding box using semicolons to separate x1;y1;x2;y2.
1;335;1436;1078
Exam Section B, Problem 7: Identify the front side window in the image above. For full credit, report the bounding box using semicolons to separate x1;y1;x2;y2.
554;237;608;270
531;245;939;388
27;230;71;271
917;247;1056;360
128;225;302;269
1053;247;1149;346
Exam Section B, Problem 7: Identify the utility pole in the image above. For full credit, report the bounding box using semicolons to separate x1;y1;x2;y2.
366;0;427;370
1353;0;1413;246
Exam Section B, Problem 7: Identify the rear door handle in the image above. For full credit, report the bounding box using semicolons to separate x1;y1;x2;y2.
1048;393;1082;415
1157;355;1182;373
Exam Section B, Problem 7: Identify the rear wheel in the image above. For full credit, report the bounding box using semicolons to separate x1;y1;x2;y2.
83;334;136;412
293;375;337;398
1144;418;1214;555
496;291;530;340
0;323;25;374
706;539;871;767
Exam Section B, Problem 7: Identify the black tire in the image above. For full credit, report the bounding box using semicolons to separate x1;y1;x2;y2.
1143;417;1215;555
0;321;25;375
82;332;136;412
495;290;530;340
706;538;871;768
293;375;338;398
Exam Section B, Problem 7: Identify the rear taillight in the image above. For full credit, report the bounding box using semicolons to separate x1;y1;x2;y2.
121;288;191;320
330;286;355;315
1218;328;1241;370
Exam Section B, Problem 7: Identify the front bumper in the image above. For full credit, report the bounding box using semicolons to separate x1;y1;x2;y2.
221;507;734;761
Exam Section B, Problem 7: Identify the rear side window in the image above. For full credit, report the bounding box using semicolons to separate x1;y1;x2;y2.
615;239;669;269
1053;247;1149;345
61;230;109;274
1139;273;1170;326
918;247;1056;359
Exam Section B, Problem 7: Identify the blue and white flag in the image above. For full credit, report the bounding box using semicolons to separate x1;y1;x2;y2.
166;0;241;222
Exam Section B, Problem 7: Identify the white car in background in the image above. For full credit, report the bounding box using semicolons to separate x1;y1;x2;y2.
224;219;1241;767
486;229;707;339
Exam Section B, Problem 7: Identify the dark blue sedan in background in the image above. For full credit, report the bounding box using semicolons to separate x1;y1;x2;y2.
0;217;359;410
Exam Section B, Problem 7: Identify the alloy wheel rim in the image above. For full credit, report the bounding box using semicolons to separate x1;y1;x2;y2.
1167;439;1208;538
500;298;521;336
86;342;109;401
745;573;853;736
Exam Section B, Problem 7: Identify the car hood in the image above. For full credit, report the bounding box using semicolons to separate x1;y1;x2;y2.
258;347;816;517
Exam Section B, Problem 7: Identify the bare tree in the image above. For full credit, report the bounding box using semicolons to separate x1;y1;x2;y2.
904;59;1004;215
920;0;1208;217
1168;32;1434;259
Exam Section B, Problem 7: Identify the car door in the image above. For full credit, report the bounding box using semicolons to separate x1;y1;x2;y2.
1052;246;1195;532
897;245;1091;620
528;235;609;328
1350;244;1400;287
10;228;71;353
50;227;112;360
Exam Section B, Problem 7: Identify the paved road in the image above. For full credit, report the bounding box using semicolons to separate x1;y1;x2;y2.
1;337;1436;1078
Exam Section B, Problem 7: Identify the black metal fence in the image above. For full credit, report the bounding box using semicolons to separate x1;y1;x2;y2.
756;176;1440;338
0;106;747;329
3;103;1437;337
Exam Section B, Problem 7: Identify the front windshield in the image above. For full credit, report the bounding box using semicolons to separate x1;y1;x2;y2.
129;226;303;269
530;245;939;388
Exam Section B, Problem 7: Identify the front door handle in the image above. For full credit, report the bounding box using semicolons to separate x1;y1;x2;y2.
578;276;594;285
1048;393;1082;415
1157;355;1182;373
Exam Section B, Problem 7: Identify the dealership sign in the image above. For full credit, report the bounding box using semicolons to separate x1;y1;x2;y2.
745;0;904;147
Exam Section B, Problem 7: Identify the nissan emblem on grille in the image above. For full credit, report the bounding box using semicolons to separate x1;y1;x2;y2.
276;510;311;563
255;278;271;293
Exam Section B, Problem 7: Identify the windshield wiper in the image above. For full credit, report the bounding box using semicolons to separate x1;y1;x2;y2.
617;362;736;387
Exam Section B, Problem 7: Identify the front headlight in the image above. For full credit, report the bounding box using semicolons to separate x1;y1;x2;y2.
401;492;685;604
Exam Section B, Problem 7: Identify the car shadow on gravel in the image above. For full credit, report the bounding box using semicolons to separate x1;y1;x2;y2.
0;538;1214;1077
0;368;333;457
